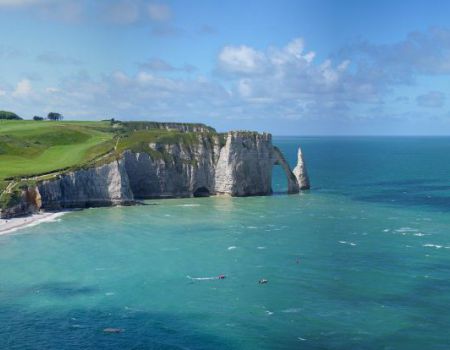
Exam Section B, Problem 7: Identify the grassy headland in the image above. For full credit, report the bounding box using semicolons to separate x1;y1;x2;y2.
0;119;217;181
0;119;220;210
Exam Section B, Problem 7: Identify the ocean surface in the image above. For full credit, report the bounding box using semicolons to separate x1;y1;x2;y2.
1;137;450;350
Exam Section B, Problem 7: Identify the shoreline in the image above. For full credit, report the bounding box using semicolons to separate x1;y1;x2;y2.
0;211;67;235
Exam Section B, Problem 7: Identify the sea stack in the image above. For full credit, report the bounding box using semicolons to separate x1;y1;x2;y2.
293;147;310;190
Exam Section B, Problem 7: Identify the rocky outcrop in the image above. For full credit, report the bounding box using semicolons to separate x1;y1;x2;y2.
1;131;310;218
0;186;41;219
37;159;133;210
293;147;310;190
214;132;274;196
123;133;221;198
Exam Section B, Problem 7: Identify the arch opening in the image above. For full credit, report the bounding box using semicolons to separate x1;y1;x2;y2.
271;165;288;195
193;187;210;197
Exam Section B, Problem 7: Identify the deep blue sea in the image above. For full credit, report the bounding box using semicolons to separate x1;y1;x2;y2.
1;137;450;349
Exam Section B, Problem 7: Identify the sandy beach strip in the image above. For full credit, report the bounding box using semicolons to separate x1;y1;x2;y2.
0;211;67;235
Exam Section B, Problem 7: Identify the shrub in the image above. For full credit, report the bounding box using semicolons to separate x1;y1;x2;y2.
0;111;22;120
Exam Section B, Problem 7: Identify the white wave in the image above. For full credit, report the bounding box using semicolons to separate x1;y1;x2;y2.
187;275;225;281
105;292;115;296
257;246;266;250
227;246;237;250
0;211;67;235
282;307;302;313
177;204;201;207
247;226;258;229
423;244;443;249
338;241;357;246
395;227;418;233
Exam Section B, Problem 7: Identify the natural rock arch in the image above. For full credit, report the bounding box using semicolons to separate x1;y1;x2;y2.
272;146;300;194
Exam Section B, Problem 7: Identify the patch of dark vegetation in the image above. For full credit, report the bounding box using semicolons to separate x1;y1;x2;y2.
0;110;22;120
118;121;216;133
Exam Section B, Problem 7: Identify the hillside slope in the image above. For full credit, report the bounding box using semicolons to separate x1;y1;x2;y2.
0;120;216;181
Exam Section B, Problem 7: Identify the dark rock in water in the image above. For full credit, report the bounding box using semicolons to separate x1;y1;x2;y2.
103;328;124;333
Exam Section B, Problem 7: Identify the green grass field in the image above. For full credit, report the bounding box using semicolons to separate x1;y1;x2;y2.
0;120;116;180
0;120;218;182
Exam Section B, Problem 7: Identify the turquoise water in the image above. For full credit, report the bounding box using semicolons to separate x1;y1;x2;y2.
1;137;450;349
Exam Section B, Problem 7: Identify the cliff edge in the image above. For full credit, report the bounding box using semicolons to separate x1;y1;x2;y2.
0;125;309;218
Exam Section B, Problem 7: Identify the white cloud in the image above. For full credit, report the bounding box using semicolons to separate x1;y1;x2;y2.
147;2;171;21
2;39;362;125
12;79;32;97
218;45;266;74
6;31;450;131
0;89;6;97
218;38;356;105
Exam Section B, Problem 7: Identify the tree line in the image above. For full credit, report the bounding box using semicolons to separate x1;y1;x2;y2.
0;110;64;121
34;112;64;121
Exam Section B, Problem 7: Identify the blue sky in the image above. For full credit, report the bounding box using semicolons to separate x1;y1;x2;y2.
1;0;450;134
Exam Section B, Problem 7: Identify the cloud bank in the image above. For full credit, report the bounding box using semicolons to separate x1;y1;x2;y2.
1;26;450;132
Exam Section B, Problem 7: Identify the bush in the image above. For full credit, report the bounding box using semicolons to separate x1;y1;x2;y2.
33;116;44;121
0;111;22;120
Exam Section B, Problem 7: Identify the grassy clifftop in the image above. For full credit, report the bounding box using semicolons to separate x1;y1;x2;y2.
0;120;218;182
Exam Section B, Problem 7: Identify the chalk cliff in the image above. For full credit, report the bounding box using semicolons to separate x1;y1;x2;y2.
215;132;273;196
38;159;133;210
293;147;310;190
123;133;221;198
1;130;309;218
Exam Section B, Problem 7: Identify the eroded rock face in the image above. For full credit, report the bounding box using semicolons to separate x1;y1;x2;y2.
0;186;41;219
214;132;274;196
38;159;133;210
293;147;310;190
123;133;221;198
1;131;310;218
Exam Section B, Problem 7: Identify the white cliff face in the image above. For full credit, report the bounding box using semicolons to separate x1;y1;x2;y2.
38;159;133;210
293;147;310;190
1;131;310;218
214;132;274;196
123;133;221;198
